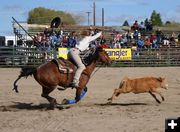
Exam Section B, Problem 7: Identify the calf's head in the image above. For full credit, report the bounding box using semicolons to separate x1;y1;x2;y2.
158;77;168;89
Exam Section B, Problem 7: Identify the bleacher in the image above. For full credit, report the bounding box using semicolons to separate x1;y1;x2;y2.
4;17;179;67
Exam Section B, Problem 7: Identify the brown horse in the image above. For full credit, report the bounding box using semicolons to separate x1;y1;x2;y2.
13;46;111;108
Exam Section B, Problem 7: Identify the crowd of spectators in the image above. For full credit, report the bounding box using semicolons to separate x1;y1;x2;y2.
33;27;104;51
131;20;153;32
33;21;180;55
33;27;76;52
106;20;180;51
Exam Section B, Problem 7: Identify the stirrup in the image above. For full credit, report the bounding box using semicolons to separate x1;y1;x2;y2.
71;82;79;88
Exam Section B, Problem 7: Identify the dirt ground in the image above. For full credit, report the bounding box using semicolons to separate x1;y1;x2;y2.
0;67;180;132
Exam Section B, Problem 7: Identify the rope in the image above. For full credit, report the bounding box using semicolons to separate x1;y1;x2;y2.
80;48;96;65
90;65;102;78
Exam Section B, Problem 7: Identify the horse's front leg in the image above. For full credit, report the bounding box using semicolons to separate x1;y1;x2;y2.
75;86;88;103
62;87;87;105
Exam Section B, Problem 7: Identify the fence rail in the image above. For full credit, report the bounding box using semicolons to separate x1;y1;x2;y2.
112;47;180;67
0;46;180;67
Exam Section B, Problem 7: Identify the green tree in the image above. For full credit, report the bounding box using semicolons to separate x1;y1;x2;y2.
27;7;76;25
150;10;163;26
165;21;171;25
144;18;149;27
122;20;129;26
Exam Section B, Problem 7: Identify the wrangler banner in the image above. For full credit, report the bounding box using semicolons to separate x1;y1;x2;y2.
58;48;132;61
104;48;132;60
58;48;68;59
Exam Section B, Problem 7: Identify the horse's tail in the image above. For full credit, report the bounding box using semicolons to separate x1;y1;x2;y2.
13;67;37;93
19;67;37;78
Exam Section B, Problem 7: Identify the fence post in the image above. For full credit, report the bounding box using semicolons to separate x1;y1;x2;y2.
167;47;171;66
12;46;15;67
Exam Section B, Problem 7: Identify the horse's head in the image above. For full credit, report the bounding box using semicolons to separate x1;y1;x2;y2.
95;46;111;65
81;46;111;66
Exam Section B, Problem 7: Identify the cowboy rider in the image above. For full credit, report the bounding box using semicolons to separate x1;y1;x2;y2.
68;30;102;88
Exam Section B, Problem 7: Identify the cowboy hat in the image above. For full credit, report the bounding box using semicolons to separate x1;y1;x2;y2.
50;17;61;28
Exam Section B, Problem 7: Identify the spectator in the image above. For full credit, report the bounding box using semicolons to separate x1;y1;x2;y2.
109;40;114;48
41;34;49;51
163;36;170;46
33;34;38;47
144;37;151;49
137;38;144;51
146;21;153;31
50;32;58;48
62;35;68;47
89;26;95;36
155;28;164;45
133;30;139;41
121;35;128;48
178;33;180;42
131;20;139;31
126;30;132;42
44;27;50;37
114;40;121;48
67;32;77;48
114;32;122;42
36;33;43;50
150;35;158;49
139;22;145;31
150;34;156;44
170;32;176;43
131;42;138;57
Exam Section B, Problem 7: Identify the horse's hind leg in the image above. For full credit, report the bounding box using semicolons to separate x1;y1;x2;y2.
41;86;56;109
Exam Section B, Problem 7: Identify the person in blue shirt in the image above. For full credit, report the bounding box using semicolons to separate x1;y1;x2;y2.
67;32;77;48
137;38;144;52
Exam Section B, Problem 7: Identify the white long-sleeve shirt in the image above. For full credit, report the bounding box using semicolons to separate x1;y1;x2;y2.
76;32;102;52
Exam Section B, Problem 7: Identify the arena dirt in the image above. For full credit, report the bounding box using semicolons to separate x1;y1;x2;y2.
0;67;180;132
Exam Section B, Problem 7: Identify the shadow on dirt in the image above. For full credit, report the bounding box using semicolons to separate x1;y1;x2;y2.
96;102;147;106
0;102;71;112
0;102;148;112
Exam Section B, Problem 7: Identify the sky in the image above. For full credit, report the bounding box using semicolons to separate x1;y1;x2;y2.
0;0;180;36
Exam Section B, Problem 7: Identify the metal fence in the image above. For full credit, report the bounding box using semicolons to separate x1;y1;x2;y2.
0;46;180;67
112;47;180;67
0;46;46;67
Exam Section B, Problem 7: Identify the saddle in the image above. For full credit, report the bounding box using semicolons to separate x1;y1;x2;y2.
52;57;74;74
53;48;95;74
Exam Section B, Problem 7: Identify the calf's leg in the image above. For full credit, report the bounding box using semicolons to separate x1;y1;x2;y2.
154;91;165;101
108;88;122;102
149;91;161;103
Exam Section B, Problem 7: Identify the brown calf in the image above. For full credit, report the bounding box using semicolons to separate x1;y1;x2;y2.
108;76;168;104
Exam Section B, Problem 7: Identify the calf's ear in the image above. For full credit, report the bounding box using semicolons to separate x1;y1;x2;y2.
158;77;165;82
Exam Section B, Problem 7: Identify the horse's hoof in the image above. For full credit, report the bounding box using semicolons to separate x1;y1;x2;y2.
107;101;112;104
107;98;112;101
107;98;113;104
47;104;56;110
61;99;68;105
